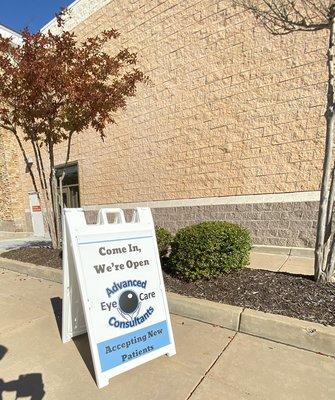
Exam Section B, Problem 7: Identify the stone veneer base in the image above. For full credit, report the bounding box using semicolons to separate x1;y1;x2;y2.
83;200;318;248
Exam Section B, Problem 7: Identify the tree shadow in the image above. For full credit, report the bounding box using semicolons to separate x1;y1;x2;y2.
0;345;45;399
49;298;96;384
276;271;315;281
18;240;52;248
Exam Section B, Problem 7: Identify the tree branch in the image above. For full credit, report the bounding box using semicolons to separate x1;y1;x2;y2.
0;123;16;132
36;143;50;200
65;131;74;166
234;0;331;34
9;128;40;195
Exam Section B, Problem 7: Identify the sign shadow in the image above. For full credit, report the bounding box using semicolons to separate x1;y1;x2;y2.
49;298;96;383
73;334;96;383
50;297;62;339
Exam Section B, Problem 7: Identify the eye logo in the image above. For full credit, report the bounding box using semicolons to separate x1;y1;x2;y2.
117;290;141;321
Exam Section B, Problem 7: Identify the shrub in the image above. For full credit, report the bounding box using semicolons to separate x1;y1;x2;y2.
169;221;251;281
155;227;173;258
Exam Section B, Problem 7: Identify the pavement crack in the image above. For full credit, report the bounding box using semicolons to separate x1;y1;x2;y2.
238;307;245;331
186;332;238;400
278;254;290;272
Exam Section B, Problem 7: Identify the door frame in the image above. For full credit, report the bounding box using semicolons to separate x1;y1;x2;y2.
55;161;81;207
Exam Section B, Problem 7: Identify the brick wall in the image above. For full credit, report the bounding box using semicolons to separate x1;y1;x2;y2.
84;199;318;247
47;0;327;206
11;0;327;243
151;201;318;247
0;129;12;229
0;129;26;231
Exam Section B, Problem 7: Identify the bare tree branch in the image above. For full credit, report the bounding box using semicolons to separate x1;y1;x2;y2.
235;0;335;282
234;0;332;34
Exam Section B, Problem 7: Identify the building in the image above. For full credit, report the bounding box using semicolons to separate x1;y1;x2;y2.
0;24;27;232
0;0;327;248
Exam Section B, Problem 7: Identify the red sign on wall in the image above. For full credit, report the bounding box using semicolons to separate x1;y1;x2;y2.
32;205;42;212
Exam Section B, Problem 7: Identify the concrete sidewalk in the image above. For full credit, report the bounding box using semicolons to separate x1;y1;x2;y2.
0;269;334;399
249;251;314;275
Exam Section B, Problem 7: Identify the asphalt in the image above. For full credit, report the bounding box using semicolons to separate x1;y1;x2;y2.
0;268;334;400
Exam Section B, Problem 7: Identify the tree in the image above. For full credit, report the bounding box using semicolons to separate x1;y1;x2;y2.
0;11;146;249
234;0;335;282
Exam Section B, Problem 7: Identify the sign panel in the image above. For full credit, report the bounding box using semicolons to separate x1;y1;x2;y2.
62;207;176;388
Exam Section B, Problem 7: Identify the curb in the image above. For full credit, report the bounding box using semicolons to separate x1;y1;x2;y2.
168;293;335;358
252;245;314;258
1;257;333;357
239;308;335;357
0;257;62;283
167;292;243;331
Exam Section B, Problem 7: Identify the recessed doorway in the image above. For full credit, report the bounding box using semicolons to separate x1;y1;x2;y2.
55;162;80;208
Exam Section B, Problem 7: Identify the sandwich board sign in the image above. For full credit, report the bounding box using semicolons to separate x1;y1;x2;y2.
62;207;176;388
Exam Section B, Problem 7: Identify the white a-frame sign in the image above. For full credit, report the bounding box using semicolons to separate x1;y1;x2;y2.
62;207;176;388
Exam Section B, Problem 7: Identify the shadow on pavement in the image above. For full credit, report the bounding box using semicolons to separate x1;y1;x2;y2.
50;297;62;340
11;240;52;249
73;334;96;383
0;240;52;254
0;345;45;399
276;271;315;281
50;298;96;384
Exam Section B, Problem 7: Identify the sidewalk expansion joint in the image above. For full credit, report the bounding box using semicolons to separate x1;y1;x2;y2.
0;314;49;337
185;332;238;400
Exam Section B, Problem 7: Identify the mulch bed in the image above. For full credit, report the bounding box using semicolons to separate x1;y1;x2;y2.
2;246;335;327
164;269;335;327
2;246;62;270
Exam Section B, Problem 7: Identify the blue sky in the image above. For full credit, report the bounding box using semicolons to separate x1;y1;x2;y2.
0;0;74;33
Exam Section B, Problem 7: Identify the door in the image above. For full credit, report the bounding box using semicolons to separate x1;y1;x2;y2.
61;185;80;208
29;192;45;237
56;163;80;209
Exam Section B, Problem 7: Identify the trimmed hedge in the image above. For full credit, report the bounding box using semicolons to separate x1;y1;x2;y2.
169;221;251;281
155;227;173;258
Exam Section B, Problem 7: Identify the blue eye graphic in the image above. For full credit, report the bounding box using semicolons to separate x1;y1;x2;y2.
118;290;139;314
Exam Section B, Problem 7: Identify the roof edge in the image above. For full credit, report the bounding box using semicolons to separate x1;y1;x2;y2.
0;23;21;36
0;23;22;45
40;0;112;34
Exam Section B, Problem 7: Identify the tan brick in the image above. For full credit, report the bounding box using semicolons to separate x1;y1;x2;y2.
1;0;328;224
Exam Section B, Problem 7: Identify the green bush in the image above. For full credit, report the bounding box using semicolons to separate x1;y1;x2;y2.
155;227;173;258
169;221;251;281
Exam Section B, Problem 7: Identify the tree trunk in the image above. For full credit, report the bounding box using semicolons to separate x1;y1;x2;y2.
57;131;74;247
31;140;57;247
48;142;61;249
53;169;62;249
314;12;335;283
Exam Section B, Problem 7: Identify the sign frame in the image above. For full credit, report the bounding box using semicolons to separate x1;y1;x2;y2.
62;207;176;388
